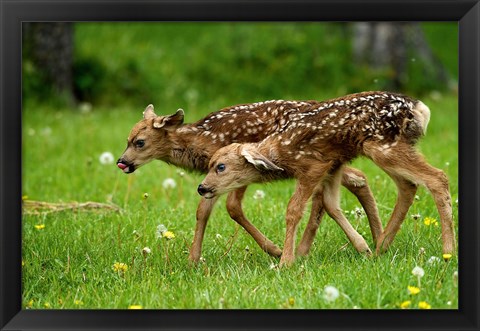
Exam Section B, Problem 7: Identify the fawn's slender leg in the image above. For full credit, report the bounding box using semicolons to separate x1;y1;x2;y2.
322;168;372;255
280;180;317;267
296;189;325;256
189;197;218;263
297;166;382;256
375;172;417;254
226;187;282;257
365;142;455;255
342;166;383;244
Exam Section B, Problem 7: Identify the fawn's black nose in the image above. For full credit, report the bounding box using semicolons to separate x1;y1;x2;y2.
197;184;209;196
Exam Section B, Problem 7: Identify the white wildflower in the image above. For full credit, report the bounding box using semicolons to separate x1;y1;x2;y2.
79;102;92;113
142;247;151;255
99;151;114;165
215;233;223;240
41;127;52;136
253;190;266;200
156;224;168;239
352;207;364;218
411;213;421;221
323;286;340;302
162;178;177;189
412;266;425;278
427;256;441;265
176;170;185;177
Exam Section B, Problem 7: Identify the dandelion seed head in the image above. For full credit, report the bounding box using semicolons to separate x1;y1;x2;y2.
412;266;425;278
323;286;340;302
79;102;92;113
427;256;441;265
156;224;168;239
253;190;266;200
142;247;151;255
99;151;114;165
162;178;177;189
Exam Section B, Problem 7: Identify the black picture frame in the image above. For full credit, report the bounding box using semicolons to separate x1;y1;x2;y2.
1;0;479;330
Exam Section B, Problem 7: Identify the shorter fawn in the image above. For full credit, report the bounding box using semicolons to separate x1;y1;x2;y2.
199;91;455;266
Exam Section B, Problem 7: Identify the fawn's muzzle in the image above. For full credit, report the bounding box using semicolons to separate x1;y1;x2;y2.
197;184;214;198
117;158;135;174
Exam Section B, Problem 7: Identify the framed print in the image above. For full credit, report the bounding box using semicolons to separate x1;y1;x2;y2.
1;0;479;330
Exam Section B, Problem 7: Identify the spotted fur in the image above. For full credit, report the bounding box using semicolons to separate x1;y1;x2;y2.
200;92;454;266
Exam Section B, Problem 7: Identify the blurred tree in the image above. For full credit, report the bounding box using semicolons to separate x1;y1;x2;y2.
352;22;450;90
23;23;75;103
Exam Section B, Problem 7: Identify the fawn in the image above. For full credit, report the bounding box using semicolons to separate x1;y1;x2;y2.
199;91;455;266
117;101;383;262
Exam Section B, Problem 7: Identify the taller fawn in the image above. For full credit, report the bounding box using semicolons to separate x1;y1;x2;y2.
118;99;383;262
199;91;455;266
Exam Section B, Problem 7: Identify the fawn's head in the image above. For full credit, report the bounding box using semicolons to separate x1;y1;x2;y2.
117;105;184;173
198;143;283;199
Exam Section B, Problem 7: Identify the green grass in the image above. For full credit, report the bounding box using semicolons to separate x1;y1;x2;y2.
23;22;458;108
22;94;458;309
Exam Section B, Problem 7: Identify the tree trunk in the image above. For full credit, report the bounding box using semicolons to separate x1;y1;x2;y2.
23;22;75;103
352;22;450;91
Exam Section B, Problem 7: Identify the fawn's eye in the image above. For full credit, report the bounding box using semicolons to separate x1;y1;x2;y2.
136;140;145;148
216;163;226;173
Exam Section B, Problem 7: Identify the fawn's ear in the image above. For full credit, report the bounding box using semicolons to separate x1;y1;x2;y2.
153;108;185;129
241;147;284;171
143;104;157;120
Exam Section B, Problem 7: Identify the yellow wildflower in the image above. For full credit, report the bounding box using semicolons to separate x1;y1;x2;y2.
128;305;143;309
163;231;175;240
400;300;411;309
113;262;128;273
34;224;45;230
142;193;149;199
22;195;29;201
407;285;420;295
44;302;51;308
424;217;438;226
443;253;453;261
26;300;34;308
74;300;84;306
288;297;295;306
418;301;431;309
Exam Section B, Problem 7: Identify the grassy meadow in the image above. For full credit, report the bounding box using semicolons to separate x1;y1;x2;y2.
22;23;458;309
